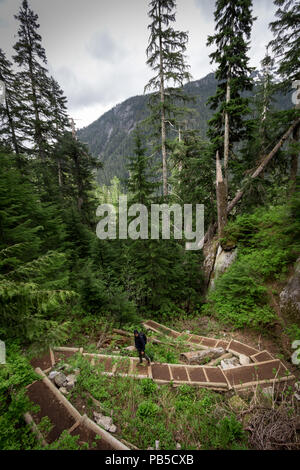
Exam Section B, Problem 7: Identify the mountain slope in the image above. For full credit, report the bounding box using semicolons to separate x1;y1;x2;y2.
77;73;291;185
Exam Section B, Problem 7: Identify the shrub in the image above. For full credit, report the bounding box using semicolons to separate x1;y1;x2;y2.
204;203;298;329
139;379;158;397
136;400;160;419
0;344;39;450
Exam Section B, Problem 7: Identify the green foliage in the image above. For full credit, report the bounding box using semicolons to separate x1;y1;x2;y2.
170;131;216;229
205;201;299;329
285;324;300;342
145;342;177;364
139;378;158;397
0;153;77;344
136;400;160;419
213;416;245;449
0;343;39;450
269;0;300;85
40;430;89;450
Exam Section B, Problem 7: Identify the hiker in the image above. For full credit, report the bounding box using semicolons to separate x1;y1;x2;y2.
134;329;151;365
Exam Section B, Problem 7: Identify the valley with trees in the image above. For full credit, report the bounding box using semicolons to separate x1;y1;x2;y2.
0;0;299;453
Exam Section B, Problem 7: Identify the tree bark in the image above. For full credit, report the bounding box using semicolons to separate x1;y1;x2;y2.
216;150;227;238
159;5;168;197
57;159;62;187
290;125;299;188
224;76;231;192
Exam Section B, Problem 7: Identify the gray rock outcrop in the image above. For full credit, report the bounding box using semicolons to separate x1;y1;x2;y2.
280;257;300;319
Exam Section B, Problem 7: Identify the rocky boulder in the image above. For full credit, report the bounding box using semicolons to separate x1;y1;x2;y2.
54;372;67;388
65;378;76;391
210;246;238;289
220;357;241;370
93;411;116;433
48;370;59;380
280;257;300;319
239;354;251;366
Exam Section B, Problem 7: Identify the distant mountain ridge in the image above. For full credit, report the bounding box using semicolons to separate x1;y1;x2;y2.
77;73;291;185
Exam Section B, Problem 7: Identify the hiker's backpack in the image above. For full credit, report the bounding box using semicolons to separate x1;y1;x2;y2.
141;332;147;345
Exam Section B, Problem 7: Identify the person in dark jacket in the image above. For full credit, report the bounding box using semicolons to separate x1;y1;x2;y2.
134;329;151;365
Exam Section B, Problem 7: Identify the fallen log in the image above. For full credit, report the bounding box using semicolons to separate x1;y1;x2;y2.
112;329;132;337
180;347;225;365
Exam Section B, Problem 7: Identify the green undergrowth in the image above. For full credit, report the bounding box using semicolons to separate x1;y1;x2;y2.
0;343;40;450
0;344;104;450
66;354;248;450
204;195;300;330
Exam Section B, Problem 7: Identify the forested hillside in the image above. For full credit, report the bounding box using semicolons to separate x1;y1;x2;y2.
0;0;299;453
78;72;292;185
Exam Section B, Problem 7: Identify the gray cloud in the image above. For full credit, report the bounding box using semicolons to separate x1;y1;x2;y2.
194;0;215;17
0;0;279;127
86;31;125;63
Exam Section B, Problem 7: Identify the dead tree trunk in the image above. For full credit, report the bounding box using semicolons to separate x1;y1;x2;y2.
199;117;300;249
227;117;300;214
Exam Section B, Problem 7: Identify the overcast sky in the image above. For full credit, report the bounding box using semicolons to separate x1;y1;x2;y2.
0;0;277;128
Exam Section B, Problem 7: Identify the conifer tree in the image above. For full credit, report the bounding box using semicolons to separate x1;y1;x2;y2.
0;49;23;156
0;152;74;344
46;76;70;186
54;132;100;220
145;0;192;197
124;131;200;314
207;0;256;237
170;131;216;229
269;0;300;185
47;76;70;143
13;0;54;159
269;0;300;86
127;130;158;205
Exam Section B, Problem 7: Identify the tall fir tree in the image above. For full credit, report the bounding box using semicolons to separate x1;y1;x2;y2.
53;132;100;222
269;0;300;185
46;76;70;186
207;0;256;237
0;152;74;344
13;0;55;160
47;76;70;143
0;49;23;156
269;0;300;86
145;0;192;197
